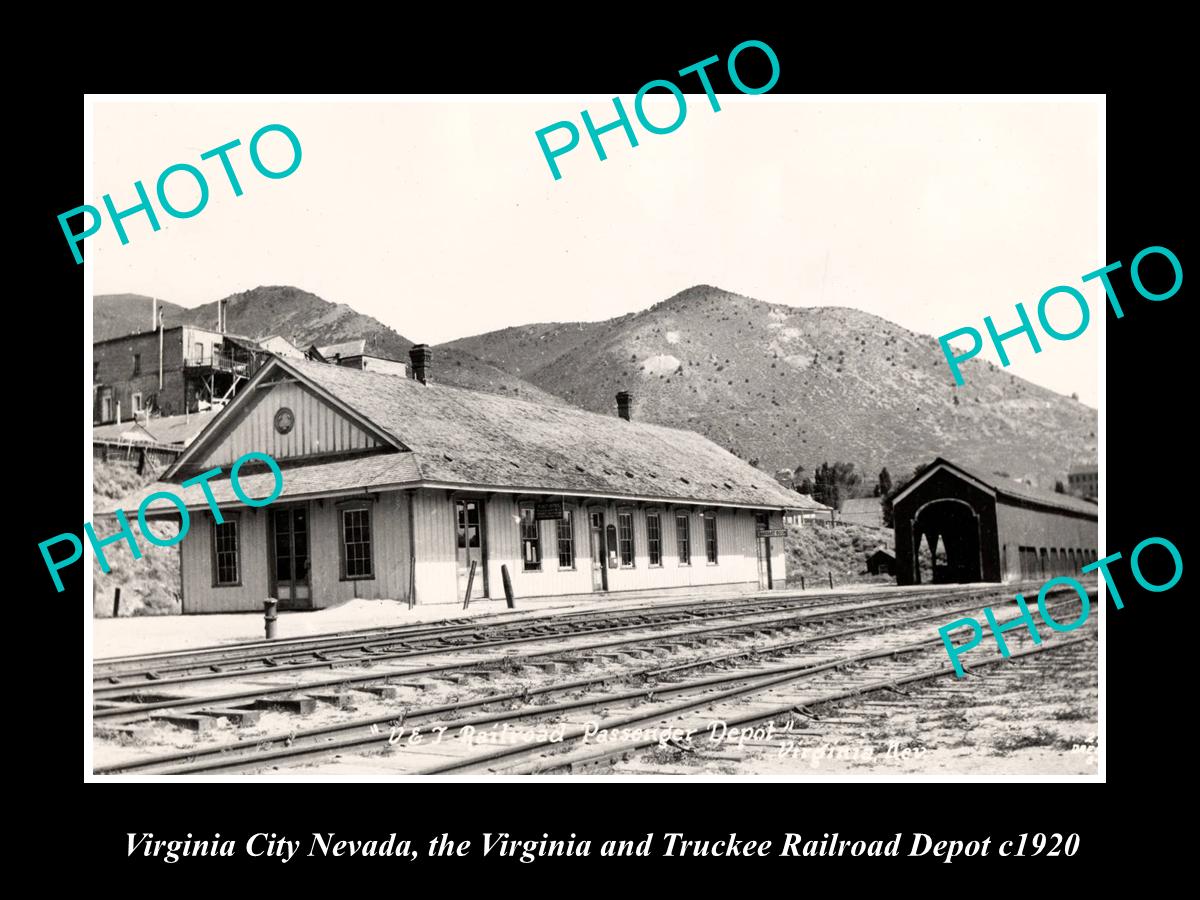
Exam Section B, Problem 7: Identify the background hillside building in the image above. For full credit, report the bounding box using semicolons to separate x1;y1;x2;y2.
1067;463;1098;501
783;497;832;526
839;497;883;527
892;458;1098;585
93;324;275;423
115;349;799;613
866;547;895;575
312;340;409;378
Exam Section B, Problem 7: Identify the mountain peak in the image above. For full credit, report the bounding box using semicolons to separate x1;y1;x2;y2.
442;285;1096;488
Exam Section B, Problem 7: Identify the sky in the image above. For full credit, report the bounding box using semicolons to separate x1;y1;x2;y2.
90;98;1101;406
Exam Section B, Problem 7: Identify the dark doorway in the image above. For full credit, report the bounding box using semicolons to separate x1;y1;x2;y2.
271;505;311;609
912;500;982;583
589;511;608;592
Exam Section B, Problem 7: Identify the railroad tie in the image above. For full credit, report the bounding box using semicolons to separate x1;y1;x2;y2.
308;692;355;709
251;696;317;715
357;684;403;699
149;712;217;733
196;706;263;726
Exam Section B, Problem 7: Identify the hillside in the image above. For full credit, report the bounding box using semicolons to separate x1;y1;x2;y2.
93;458;180;616
94;294;188;341
94;287;567;407
785;522;895;586
443;285;1096;488
443;320;612;379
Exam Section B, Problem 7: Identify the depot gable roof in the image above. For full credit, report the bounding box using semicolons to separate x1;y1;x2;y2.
158;356;802;510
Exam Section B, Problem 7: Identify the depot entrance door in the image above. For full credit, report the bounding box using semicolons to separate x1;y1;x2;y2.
270;505;311;610
455;499;488;600
589;511;608;592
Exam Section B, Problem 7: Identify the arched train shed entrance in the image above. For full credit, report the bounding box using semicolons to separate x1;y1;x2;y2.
892;458;1099;585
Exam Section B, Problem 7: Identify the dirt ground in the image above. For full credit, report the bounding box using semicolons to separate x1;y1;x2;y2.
611;635;1099;777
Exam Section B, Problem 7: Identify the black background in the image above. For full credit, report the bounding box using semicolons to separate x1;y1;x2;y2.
22;23;1185;880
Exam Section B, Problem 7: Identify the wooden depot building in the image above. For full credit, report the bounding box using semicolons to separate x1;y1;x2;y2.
115;347;799;613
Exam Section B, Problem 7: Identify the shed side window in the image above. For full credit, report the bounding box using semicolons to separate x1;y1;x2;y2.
618;512;635;566
704;512;718;563
556;510;574;569
213;516;240;586
341;507;374;579
520;506;541;571
132;353;141;376
646;514;662;566
675;513;691;565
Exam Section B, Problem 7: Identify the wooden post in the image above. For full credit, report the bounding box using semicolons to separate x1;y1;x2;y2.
828;571;834;590
463;560;477;610
408;555;416;610
501;564;515;609
112;587;121;618
800;576;805;591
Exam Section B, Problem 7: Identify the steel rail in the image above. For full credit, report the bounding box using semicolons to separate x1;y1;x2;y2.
94;588;989;694
93;588;1030;716
518;637;1091;774
96;591;1089;775
415;621;1091;775
94;582;1028;678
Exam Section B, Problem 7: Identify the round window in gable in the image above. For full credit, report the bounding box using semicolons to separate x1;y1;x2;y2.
274;407;295;435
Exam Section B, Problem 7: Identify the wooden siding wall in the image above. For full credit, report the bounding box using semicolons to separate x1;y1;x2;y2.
308;492;410;604
995;502;1098;582
412;489;458;605
180;508;271;614
768;510;787;586
180;487;788;612
182;491;414;613
477;497;773;603
197;380;382;467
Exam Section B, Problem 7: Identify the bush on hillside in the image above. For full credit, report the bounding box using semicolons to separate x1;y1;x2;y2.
784;522;927;586
92;458;181;617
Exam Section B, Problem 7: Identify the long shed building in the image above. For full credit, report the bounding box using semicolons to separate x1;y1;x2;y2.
114;348;799;612
891;458;1098;585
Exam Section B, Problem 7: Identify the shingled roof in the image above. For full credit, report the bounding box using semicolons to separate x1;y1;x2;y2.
895;457;1098;518
112;356;803;515
286;358;800;508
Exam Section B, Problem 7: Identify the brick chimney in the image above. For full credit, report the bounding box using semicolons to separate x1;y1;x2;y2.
616;391;632;421
410;344;432;384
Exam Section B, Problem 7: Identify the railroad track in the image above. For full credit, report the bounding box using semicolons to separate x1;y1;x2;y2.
92;585;1050;723
93;587;1013;698
94;584;1006;685
94;586;1094;775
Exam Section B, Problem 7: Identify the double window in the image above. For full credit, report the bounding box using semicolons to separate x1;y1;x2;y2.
556;509;574;569
340;506;374;579
646;513;662;567
704;512;718;564
676;513;691;565
618;512;635;567
520;506;542;571
212;514;241;586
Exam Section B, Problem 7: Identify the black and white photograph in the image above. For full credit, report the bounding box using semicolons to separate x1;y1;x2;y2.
81;93;1103;779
